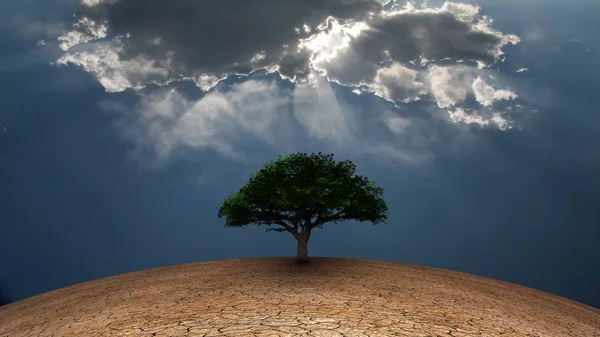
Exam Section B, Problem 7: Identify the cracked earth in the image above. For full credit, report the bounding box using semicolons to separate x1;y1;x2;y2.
1;257;599;337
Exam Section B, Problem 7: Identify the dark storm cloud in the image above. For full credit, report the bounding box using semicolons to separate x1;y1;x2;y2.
75;0;382;80
58;0;518;97
305;2;519;98
53;0;526;160
330;7;506;72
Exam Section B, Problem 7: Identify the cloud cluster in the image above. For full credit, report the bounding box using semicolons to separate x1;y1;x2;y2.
58;0;518;91
115;79;293;162
109;73;436;167
54;0;526;163
60;0;382;86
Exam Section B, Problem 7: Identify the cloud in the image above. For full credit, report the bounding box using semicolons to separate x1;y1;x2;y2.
471;77;518;107
57;17;108;51
67;0;382;86
359;142;426;165
58;1;518;94
427;64;476;108
521;26;545;43
447;108;490;127
107;75;432;167
113;79;295;163
381;113;411;135
81;0;120;6
367;63;428;102
56;0;528;164
446;108;512;130
322;0;517;68
11;16;66;40
55;42;173;92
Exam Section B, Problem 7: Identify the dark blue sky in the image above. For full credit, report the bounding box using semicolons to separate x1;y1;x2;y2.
1;0;599;310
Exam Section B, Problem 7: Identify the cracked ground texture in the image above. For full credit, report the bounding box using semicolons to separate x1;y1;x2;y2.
1;257;599;337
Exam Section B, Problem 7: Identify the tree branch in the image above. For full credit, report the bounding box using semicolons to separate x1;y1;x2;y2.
311;209;345;229
276;219;298;235
259;208;299;234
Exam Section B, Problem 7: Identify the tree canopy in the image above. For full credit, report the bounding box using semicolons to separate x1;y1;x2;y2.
218;152;387;230
217;152;388;262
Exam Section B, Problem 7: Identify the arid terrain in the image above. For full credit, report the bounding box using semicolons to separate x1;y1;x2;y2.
1;257;599;336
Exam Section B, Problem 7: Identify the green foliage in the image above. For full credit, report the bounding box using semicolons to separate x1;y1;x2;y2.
217;152;388;232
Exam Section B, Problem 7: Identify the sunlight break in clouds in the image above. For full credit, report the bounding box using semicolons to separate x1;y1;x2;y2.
55;0;525;163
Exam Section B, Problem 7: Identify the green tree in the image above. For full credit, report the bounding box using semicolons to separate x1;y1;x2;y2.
217;152;388;264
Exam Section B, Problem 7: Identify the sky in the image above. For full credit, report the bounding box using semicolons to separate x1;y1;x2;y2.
1;0;599;310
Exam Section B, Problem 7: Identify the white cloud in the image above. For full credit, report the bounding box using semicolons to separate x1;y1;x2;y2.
358;142;424;165
516;68;529;73
301;18;373;85
472;76;518;107
491;113;511;131
55;42;172;92
427;65;475;109
382;113;411;135
422;66;520;127
81;0;120;6
441;1;481;22
57;17;108;51
302;2;518;104
368;63;428;102
195;74;227;92
446;108;513;130
448;108;489;127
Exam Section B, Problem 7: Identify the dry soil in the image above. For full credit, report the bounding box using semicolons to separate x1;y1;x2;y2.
1;257;599;336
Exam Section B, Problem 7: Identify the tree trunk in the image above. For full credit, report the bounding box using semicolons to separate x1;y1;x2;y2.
295;231;310;264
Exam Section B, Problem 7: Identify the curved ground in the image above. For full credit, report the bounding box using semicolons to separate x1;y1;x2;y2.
1;257;599;336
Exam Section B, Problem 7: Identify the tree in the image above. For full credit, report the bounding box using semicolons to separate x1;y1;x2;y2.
217;152;388;264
